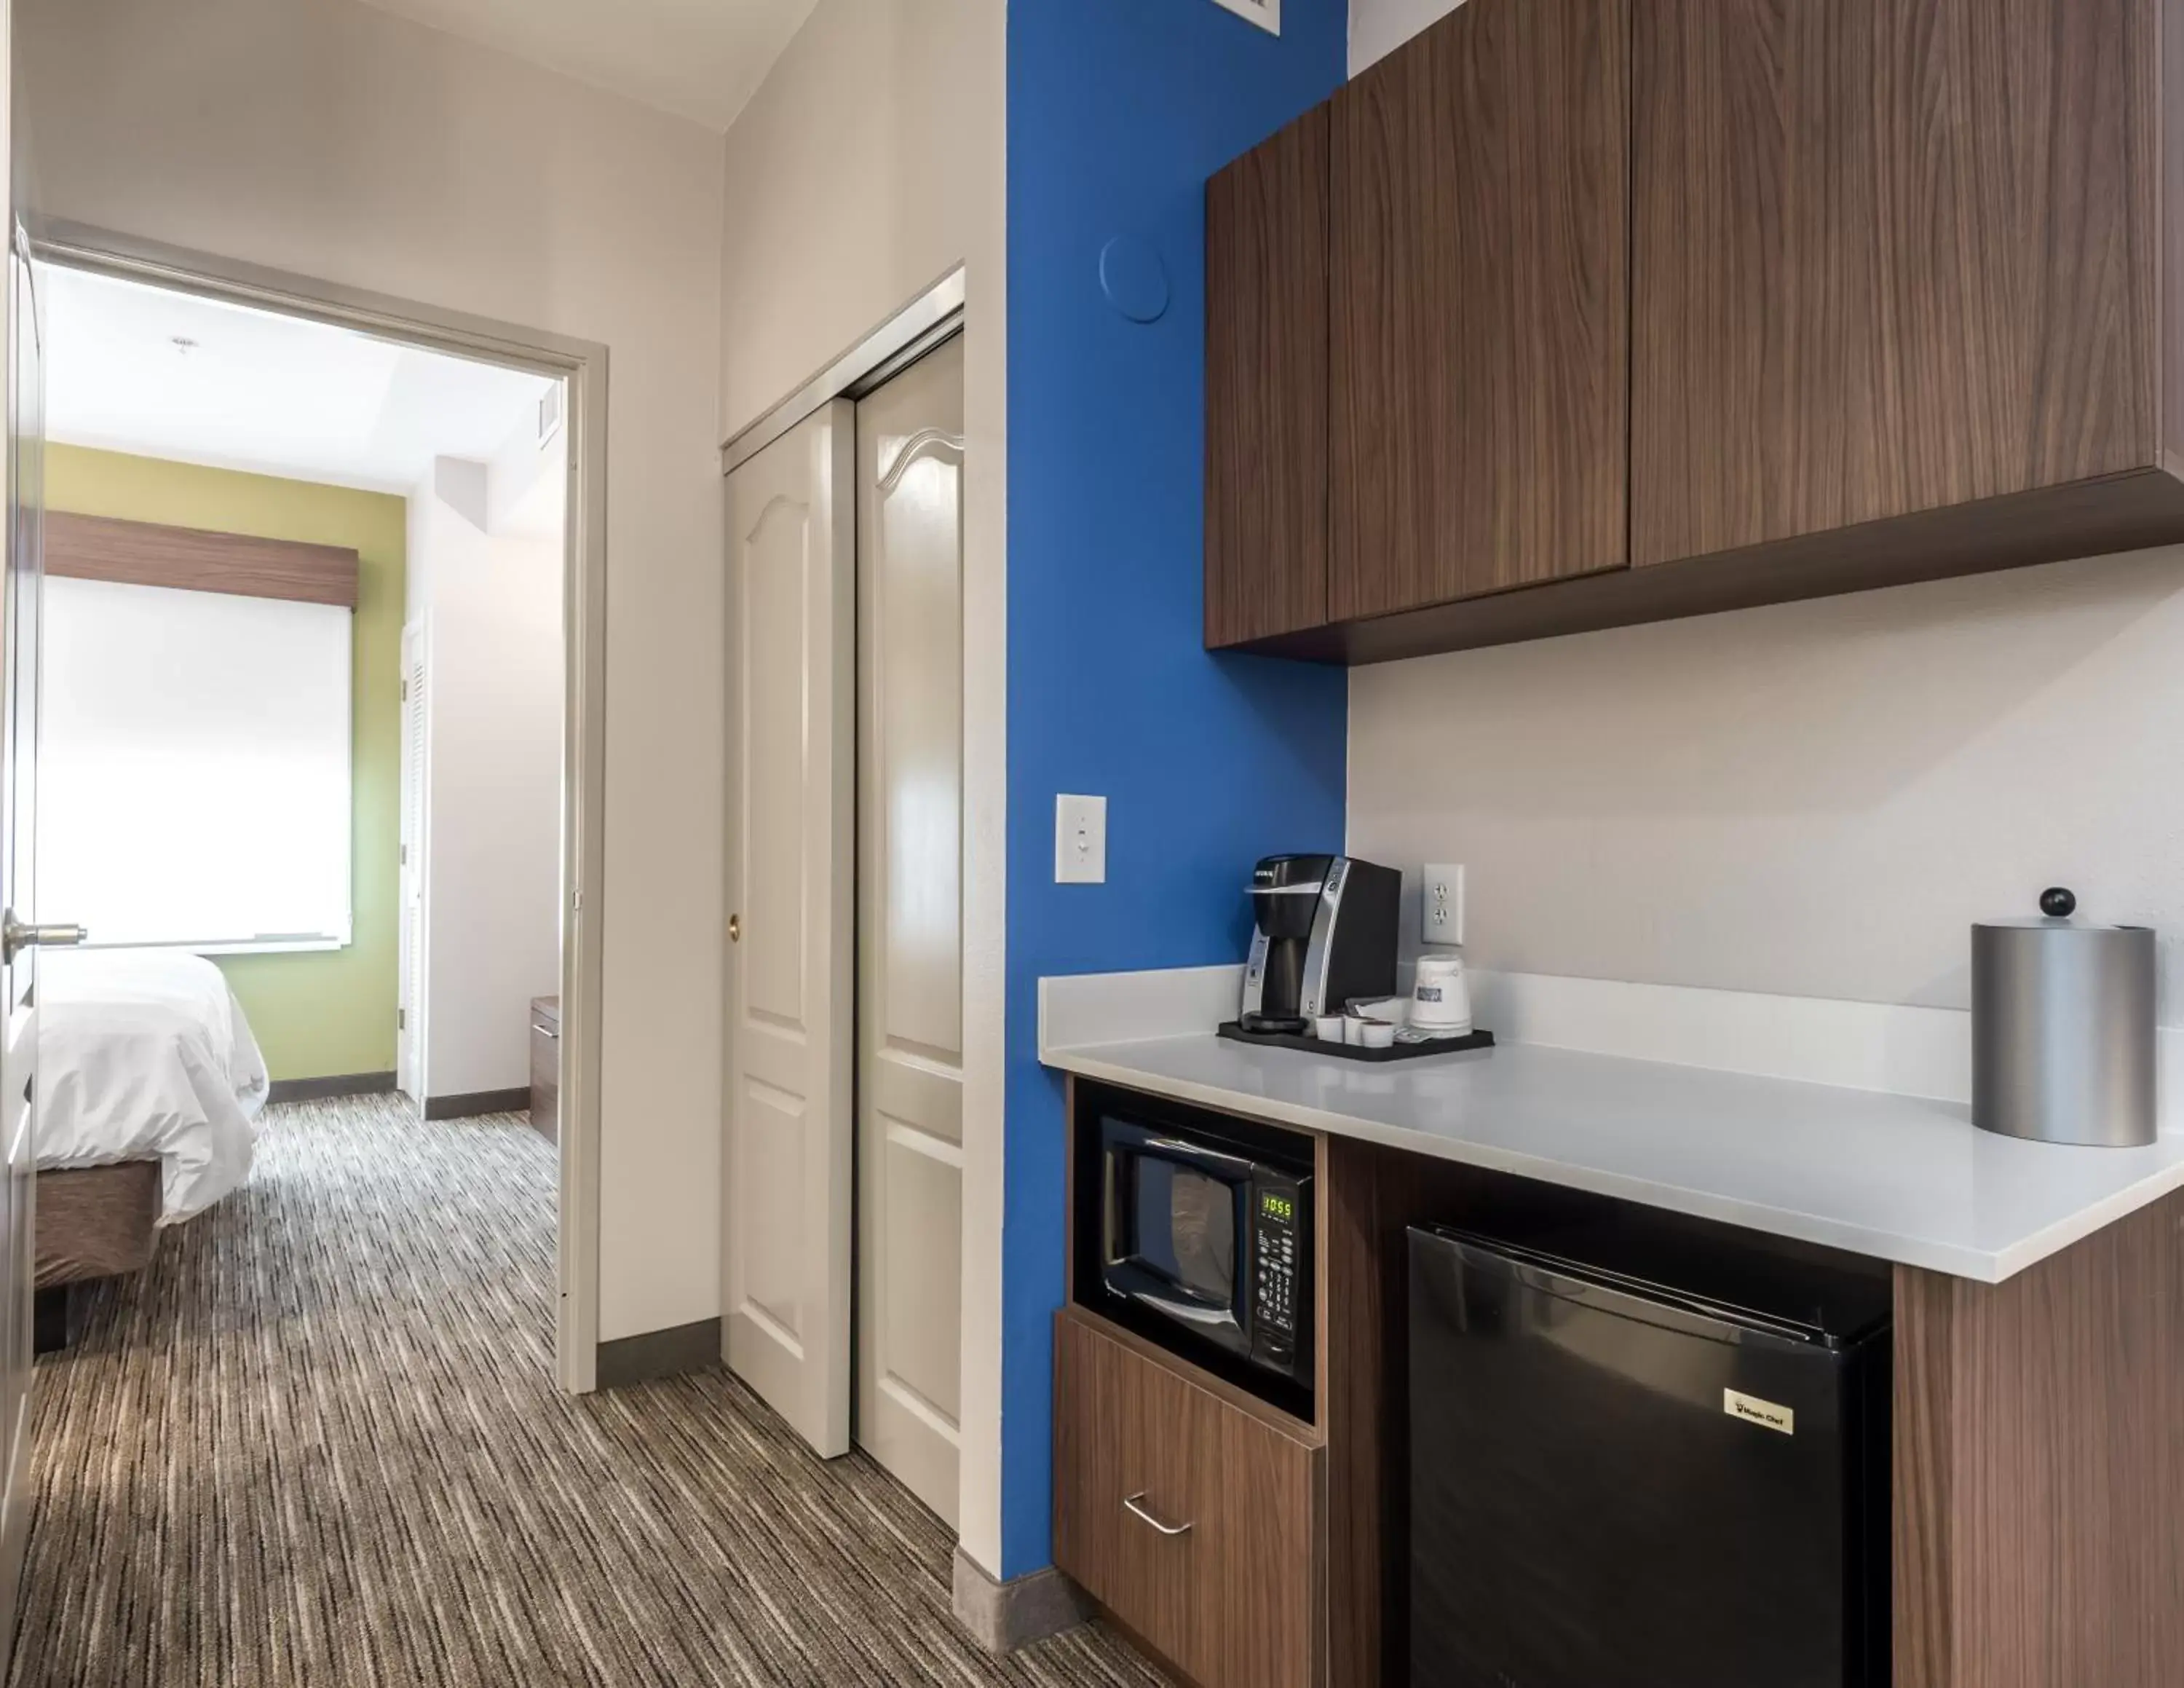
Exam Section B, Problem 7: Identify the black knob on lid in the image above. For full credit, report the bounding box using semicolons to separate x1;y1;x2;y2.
2038;886;2077;919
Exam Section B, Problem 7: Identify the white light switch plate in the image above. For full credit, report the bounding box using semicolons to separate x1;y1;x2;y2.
1056;794;1107;884
1423;864;1465;945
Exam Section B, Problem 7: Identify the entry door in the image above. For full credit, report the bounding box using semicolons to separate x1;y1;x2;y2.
723;403;855;1456
0;223;52;1673
396;622;427;1104
852;336;965;1523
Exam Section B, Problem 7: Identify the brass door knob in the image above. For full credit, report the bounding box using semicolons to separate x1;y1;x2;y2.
728;913;740;943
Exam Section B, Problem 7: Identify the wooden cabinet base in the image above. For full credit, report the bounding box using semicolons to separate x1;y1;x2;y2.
1894;1185;2184;1688
1052;1309;1324;1688
528;997;560;1145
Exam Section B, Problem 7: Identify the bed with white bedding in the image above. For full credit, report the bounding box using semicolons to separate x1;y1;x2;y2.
36;947;269;1231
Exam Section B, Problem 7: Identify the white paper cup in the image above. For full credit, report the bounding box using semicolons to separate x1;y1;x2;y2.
1358;1020;1396;1049
1314;1015;1345;1042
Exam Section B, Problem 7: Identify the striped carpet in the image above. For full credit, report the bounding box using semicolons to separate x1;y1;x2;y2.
8;1097;1166;1687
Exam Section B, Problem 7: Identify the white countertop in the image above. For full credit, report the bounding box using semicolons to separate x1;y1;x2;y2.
1040;1025;2184;1283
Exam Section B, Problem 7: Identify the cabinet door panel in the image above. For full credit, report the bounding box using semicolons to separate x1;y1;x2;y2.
1631;0;2156;568
1185;1380;1321;1688
1206;105;1331;648
1053;1314;1200;1665
1331;0;1630;620
1053;1312;1322;1688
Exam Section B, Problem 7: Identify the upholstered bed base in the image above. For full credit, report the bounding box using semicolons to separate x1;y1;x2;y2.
37;1162;160;1289
33;1162;160;1352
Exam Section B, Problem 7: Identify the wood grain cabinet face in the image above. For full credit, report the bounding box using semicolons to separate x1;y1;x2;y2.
1329;0;1631;620
1206;105;1332;649
1053;1313;1320;1688
529;998;559;1145
1631;0;2159;567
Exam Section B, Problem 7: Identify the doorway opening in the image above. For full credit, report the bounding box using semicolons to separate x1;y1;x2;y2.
22;230;606;1393
722;285;967;1527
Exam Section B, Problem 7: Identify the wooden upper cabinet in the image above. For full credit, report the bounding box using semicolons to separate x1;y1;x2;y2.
1631;0;2159;567
1206;103;1332;650
1329;0;1630;621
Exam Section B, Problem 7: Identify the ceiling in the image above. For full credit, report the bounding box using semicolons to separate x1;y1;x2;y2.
45;266;556;497
355;0;818;130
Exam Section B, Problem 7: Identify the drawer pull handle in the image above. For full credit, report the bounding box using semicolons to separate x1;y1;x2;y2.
532;1023;559;1039
1123;1493;1192;1538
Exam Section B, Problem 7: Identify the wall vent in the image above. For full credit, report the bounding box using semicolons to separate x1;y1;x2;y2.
1209;0;1280;34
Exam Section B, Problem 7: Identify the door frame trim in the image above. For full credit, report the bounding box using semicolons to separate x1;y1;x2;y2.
719;265;964;473
29;218;612;1395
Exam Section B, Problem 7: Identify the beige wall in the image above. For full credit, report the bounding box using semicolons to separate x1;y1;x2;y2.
20;0;728;1341
718;0;1008;1573
717;0;1001;439
1350;0;1465;74
1348;548;2184;1026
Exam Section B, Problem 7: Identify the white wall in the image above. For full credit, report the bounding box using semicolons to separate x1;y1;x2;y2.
717;0;1002;439
20;0;727;1340
1350;0;1464;75
717;0;1009;1574
1348;549;2184;1028
408;446;563;1100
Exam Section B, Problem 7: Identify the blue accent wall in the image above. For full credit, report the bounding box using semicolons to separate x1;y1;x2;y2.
1003;0;1350;1577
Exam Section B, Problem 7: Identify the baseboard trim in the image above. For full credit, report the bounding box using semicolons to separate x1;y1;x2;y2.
267;1071;397;1104
951;1550;1091;1654
423;1086;531;1121
596;1317;721;1389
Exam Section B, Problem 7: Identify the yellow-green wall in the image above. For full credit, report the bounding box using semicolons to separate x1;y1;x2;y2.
46;446;405;1081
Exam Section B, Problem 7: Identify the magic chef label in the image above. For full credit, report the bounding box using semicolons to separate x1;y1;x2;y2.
1723;1389;1795;1435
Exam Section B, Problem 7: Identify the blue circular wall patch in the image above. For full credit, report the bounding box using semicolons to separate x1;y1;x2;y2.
1099;236;1169;323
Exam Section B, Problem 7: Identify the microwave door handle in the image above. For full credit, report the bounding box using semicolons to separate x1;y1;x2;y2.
1131;1287;1238;1328
1138;1135;1259;1177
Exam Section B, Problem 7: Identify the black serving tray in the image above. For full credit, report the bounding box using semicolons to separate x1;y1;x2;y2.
1216;1021;1495;1062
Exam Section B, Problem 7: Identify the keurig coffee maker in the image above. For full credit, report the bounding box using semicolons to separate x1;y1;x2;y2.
1239;854;1402;1033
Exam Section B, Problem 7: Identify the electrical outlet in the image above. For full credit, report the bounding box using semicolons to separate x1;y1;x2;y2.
1423;864;1465;945
1055;794;1107;884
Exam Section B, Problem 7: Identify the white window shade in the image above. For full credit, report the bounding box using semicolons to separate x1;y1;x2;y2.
39;575;352;952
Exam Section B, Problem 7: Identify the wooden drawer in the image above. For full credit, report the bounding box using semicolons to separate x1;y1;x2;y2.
1053;1310;1322;1688
529;998;560;1145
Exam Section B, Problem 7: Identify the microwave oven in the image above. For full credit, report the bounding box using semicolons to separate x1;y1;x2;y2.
1072;1082;1314;1416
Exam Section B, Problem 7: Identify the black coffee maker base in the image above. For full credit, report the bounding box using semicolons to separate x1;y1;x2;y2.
1217;1021;1495;1062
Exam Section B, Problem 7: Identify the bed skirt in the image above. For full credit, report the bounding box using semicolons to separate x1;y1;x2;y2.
36;1162;160;1289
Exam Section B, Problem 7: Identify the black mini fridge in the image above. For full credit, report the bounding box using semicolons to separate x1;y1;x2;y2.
1408;1220;1891;1688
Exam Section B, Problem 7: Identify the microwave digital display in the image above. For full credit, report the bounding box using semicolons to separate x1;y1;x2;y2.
1261;1191;1296;1223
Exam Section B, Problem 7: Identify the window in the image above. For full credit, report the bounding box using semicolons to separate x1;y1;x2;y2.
39;575;353;952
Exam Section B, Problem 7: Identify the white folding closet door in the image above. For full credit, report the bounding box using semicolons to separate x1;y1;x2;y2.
853;336;965;1523
723;402;855;1457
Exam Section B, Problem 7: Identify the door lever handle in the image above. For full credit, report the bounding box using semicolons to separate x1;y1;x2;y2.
1123;1493;1193;1538
1;912;85;962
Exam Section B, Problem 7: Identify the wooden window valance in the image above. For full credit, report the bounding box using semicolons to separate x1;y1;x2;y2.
45;511;360;609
